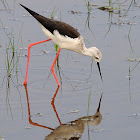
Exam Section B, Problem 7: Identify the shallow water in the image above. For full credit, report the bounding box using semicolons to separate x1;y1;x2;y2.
0;0;140;140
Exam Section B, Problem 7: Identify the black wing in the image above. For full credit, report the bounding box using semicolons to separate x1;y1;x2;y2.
20;4;80;38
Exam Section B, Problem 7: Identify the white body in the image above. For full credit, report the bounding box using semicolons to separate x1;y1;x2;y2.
41;25;102;62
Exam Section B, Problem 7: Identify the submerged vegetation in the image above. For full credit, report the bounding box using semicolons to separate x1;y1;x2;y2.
98;0;114;12
0;0;9;9
85;0;91;13
0;17;23;89
98;0;135;14
49;7;57;19
127;24;140;80
87;85;92;117
5;26;23;77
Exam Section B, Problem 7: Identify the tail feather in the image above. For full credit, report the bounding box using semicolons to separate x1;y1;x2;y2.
20;4;80;38
20;4;39;17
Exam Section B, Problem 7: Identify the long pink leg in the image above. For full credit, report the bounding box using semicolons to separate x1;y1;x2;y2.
23;39;51;85
51;48;61;86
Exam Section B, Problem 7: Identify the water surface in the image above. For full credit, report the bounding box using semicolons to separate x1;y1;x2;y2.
0;0;140;140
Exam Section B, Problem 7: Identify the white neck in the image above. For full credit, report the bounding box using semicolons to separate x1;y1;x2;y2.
81;47;93;57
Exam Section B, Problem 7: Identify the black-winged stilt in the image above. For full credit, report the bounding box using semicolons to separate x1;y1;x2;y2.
20;4;102;86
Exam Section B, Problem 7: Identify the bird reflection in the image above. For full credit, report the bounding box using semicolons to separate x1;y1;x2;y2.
24;84;55;130
24;85;103;140
45;93;103;140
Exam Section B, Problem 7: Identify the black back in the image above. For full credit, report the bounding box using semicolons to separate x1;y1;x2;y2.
20;4;80;38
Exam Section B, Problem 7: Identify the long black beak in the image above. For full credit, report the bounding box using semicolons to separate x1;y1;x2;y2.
97;93;103;112
97;62;103;81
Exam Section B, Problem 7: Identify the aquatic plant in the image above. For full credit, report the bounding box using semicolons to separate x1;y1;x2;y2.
85;0;91;13
125;0;135;16
98;0;114;12
5;33;17;77
48;8;59;54
0;0;9;9
87;85;92;117
49;7;57;19
0;18;23;77
127;22;140;82
98;0;122;13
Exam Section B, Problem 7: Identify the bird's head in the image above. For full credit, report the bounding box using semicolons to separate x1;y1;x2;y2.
88;47;102;62
88;47;103;81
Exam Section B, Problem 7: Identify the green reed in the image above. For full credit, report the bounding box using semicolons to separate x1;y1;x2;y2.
87;85;92;117
50;7;57;19
109;0;112;7
5;34;15;77
85;0;91;13
1;23;23;77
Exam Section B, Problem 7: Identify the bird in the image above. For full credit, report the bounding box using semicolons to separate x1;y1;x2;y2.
20;4;102;86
